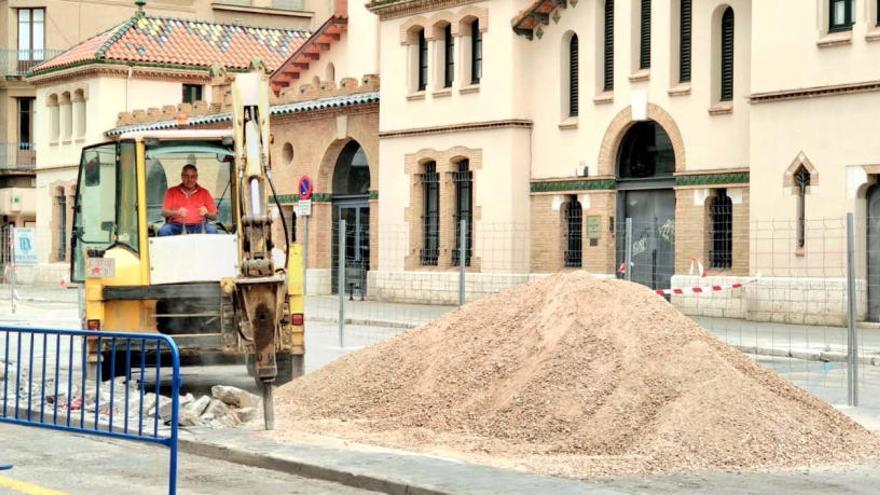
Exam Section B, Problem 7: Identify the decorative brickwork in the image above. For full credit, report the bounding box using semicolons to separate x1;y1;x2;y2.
674;187;749;277
530;191;616;274
597;103;686;176
404;146;483;272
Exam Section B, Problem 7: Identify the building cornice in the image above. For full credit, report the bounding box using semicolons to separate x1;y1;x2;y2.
367;0;484;20
28;63;214;86
750;80;880;104
380;119;533;139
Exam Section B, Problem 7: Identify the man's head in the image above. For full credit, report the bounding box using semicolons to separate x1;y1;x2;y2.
181;164;198;191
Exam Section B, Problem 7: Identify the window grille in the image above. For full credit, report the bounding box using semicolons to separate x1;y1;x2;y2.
564;197;582;267
604;0;615;91
418;29;428;91
830;0;854;32
795;167;811;249
569;34;579;117
54;193;67;262
680;0;692;83
471;20;482;84
709;189;732;269
640;0;652;70
720;7;734;102
419;161;440;265
452;160;473;267
444;25;454;88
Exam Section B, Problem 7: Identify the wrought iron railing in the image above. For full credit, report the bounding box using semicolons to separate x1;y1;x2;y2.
0;143;36;170
0;49;64;77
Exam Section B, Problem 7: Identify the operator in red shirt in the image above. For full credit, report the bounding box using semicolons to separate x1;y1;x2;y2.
159;164;219;235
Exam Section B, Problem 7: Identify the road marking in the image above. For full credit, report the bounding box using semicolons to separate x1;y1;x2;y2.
0;475;68;495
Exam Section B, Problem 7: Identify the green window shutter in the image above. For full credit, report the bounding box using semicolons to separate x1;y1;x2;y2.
569;34;579;117
640;0;651;70
680;0;691;83
444;25;454;88
604;0;614;91
471;20;482;84
720;7;734;102
418;29;428;91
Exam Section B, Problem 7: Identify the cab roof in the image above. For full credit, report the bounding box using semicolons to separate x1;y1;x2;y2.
118;129;233;142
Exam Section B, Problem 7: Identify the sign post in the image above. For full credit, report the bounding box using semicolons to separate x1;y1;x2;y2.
296;176;313;296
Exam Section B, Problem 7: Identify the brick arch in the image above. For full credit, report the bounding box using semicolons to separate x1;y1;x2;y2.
597;103;686;177
456;6;488;34
400;16;429;44
317;137;376;195
429;11;455;38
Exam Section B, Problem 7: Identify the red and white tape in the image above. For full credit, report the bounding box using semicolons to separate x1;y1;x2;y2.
655;277;759;296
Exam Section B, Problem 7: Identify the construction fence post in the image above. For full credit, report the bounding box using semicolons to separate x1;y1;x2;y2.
459;219;466;307
337;219;345;349
302;215;309;297
846;212;859;407
9;227;15;314
625;218;633;282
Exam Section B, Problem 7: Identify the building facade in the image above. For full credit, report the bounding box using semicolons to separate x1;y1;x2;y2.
100;0;880;324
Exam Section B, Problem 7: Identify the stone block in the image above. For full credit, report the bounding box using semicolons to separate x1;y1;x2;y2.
235;407;258;423
211;385;261;409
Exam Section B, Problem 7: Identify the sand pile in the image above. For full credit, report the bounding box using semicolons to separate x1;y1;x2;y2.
274;272;880;478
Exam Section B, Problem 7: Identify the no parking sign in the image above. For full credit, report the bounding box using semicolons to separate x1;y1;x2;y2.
298;175;313;200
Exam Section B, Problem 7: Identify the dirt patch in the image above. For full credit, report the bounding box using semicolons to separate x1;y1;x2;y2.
273;273;880;478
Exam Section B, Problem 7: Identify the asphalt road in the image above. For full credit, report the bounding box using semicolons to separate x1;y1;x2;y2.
0;422;379;495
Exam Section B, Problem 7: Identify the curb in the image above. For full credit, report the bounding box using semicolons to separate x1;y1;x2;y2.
733;345;880;366
178;437;446;495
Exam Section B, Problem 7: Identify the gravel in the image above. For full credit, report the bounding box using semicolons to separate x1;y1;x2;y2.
273;272;880;478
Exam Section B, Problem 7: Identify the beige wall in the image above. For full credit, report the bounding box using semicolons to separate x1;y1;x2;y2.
377;126;532;273
752;0;880;94
525;0;752;180
378;0;521;132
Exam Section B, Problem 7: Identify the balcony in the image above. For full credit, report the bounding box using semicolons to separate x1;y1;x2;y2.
0;143;36;171
1;49;65;78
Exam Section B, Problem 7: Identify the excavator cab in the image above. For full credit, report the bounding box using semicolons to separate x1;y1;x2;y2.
70;130;304;384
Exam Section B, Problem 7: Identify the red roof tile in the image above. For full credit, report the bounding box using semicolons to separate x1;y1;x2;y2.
32;12;310;75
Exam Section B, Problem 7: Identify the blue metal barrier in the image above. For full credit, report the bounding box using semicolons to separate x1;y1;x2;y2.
0;327;181;494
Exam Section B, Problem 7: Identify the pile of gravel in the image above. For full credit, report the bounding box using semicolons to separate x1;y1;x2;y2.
274;272;880;478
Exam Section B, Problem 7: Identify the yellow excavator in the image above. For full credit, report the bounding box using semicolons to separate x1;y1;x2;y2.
70;63;300;428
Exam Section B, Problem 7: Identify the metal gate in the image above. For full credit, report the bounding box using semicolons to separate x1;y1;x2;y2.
867;185;880;320
617;189;676;291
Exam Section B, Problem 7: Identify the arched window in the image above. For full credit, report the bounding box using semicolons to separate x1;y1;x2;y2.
420;161;440;265
470;19;482;84
453;160;473;267
639;0;652;70
74;89;86;138
60;91;72;140
708;189;732;269
604;0;615;91
47;94;59;141
568;34;579;117
332;140;370;195
679;0;692;83
720;7;734;102
443;24;454;88
794;166;811;249
418;28;428;91
564;196;582;267
617;121;674;179
830;0;853;32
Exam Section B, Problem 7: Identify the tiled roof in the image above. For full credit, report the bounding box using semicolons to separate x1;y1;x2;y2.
31;12;310;75
105;92;380;136
512;0;567;39
269;15;348;94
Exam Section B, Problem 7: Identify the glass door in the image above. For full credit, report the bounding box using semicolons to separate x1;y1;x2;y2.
331;201;370;296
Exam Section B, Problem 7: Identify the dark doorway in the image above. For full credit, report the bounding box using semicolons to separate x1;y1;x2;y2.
330;140;370;296
616;121;676;291
867;185;880;320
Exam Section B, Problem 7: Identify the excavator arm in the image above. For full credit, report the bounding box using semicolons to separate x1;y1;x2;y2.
230;62;287;429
